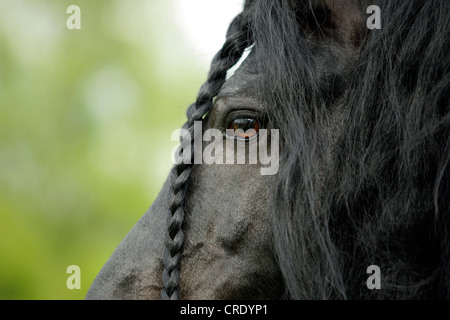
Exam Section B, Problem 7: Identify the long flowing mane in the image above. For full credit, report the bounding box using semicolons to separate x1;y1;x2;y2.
249;0;449;299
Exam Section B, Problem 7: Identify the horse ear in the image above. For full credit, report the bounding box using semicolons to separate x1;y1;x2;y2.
293;0;366;47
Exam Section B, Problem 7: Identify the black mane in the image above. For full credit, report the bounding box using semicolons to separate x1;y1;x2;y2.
246;0;449;299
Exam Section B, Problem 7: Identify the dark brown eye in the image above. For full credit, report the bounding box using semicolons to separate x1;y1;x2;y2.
228;118;261;140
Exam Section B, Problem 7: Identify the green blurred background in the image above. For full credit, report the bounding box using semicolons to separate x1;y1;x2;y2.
0;0;242;299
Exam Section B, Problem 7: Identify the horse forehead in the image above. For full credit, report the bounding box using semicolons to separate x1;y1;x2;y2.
218;51;260;99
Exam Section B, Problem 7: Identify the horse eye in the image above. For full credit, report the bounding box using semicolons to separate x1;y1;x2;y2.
227;118;261;140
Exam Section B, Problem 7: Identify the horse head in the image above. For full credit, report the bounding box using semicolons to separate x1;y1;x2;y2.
86;0;449;299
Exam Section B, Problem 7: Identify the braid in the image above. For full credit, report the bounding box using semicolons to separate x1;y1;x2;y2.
160;13;253;300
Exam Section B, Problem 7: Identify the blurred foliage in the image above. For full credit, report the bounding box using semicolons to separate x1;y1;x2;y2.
0;0;208;299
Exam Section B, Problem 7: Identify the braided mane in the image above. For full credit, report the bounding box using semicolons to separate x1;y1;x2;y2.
161;12;253;300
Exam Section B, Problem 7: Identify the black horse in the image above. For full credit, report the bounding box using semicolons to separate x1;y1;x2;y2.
86;0;449;299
